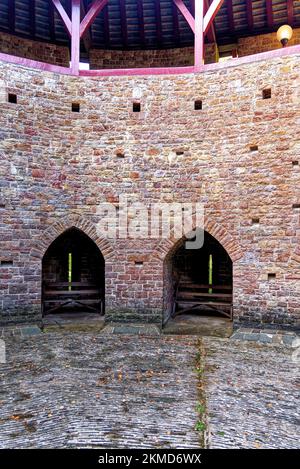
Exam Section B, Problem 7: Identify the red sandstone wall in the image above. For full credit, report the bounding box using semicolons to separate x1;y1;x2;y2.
0;32;70;66
238;28;300;57
0;52;300;327
89;45;217;69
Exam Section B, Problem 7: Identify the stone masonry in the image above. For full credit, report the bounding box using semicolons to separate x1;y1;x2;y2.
0;49;300;327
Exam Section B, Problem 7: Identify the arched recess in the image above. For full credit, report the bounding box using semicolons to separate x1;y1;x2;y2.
158;224;243;325
42;227;105;316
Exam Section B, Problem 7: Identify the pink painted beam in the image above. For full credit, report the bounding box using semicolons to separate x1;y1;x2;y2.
173;0;195;33
203;0;224;35
71;0;81;75
194;0;204;71
51;0;72;36
0;52;73;75
204;0;216;43
80;0;108;38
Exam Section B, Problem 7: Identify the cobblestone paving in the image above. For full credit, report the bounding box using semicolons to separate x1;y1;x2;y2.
203;337;300;449
0;333;200;448
0;332;299;449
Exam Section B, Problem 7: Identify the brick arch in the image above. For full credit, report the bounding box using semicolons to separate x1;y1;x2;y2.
30;215;115;261
153;220;243;263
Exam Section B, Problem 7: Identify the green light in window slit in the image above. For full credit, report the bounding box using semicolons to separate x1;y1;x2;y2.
208;254;213;294
68;252;72;291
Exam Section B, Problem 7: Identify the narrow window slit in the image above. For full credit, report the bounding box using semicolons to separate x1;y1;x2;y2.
250;145;258;152
135;261;143;266
292;203;300;209
268;273;276;281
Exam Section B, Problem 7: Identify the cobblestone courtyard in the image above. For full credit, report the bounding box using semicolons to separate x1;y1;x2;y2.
0;330;299;449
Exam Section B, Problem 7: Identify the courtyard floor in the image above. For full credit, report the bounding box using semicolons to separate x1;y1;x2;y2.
0;329;299;449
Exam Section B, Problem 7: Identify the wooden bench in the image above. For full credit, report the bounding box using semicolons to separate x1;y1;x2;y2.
172;281;232;319
42;281;104;316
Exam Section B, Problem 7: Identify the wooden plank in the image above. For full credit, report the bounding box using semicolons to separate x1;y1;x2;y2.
226;0;234;33
245;0;253;31
265;0;273;29
287;0;294;26
44;290;100;295
136;0;145;47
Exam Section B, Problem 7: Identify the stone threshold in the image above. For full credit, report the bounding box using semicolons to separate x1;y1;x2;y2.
0;324;42;338
101;323;161;336
231;328;300;347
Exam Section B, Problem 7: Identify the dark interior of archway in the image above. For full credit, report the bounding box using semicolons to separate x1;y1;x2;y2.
170;231;232;318
42;228;104;315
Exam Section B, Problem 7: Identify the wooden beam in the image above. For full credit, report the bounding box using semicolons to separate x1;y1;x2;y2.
8;0;15;33
49;0;56;41
194;0;204;70
287;0;294;26
189;0;195;16
203;0;224;35
226;0;234;33
71;0;81;74
137;0;146;47
51;0;72;35
154;0;163;45
103;4;110;48
29;0;36;37
172;0;181;46
245;0;253;31
173;0;195;33
119;0;128;48
80;0;108;38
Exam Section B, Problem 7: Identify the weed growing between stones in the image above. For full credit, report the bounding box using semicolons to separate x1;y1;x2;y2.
194;339;208;448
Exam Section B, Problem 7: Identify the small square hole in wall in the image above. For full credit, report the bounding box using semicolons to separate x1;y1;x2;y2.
252;218;260;225
268;273;276;281
0;203;5;209
135;261;143;266
292;203;300;209
262;89;271;99
292;161;299;166
72;103;80;112
8;93;17;104
250;145;258;152
176;150;184;156
194;100;202;110
133;102;141;112
116;151;125;158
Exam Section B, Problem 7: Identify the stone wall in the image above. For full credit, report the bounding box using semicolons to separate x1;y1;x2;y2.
0;52;299;328
89;44;218;69
0;32;70;66
238;28;300;57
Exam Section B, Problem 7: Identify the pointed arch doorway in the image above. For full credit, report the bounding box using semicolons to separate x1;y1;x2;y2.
164;230;233;326
42;227;105;316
